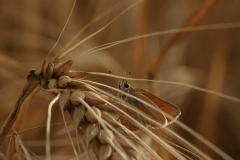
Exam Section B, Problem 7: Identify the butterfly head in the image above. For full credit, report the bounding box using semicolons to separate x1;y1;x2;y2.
118;79;130;91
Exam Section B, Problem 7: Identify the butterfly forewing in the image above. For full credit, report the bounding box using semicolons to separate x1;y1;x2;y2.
135;89;181;124
134;92;168;126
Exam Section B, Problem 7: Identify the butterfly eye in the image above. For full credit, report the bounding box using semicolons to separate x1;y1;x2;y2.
124;82;129;88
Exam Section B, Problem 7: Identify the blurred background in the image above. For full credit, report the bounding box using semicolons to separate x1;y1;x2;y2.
0;0;240;159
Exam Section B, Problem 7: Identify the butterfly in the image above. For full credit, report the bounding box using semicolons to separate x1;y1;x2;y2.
117;79;181;128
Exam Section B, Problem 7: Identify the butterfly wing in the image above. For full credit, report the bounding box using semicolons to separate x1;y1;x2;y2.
134;92;168;127
135;89;181;125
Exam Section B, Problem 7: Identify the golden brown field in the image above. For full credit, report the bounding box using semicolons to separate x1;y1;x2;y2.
0;0;240;159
